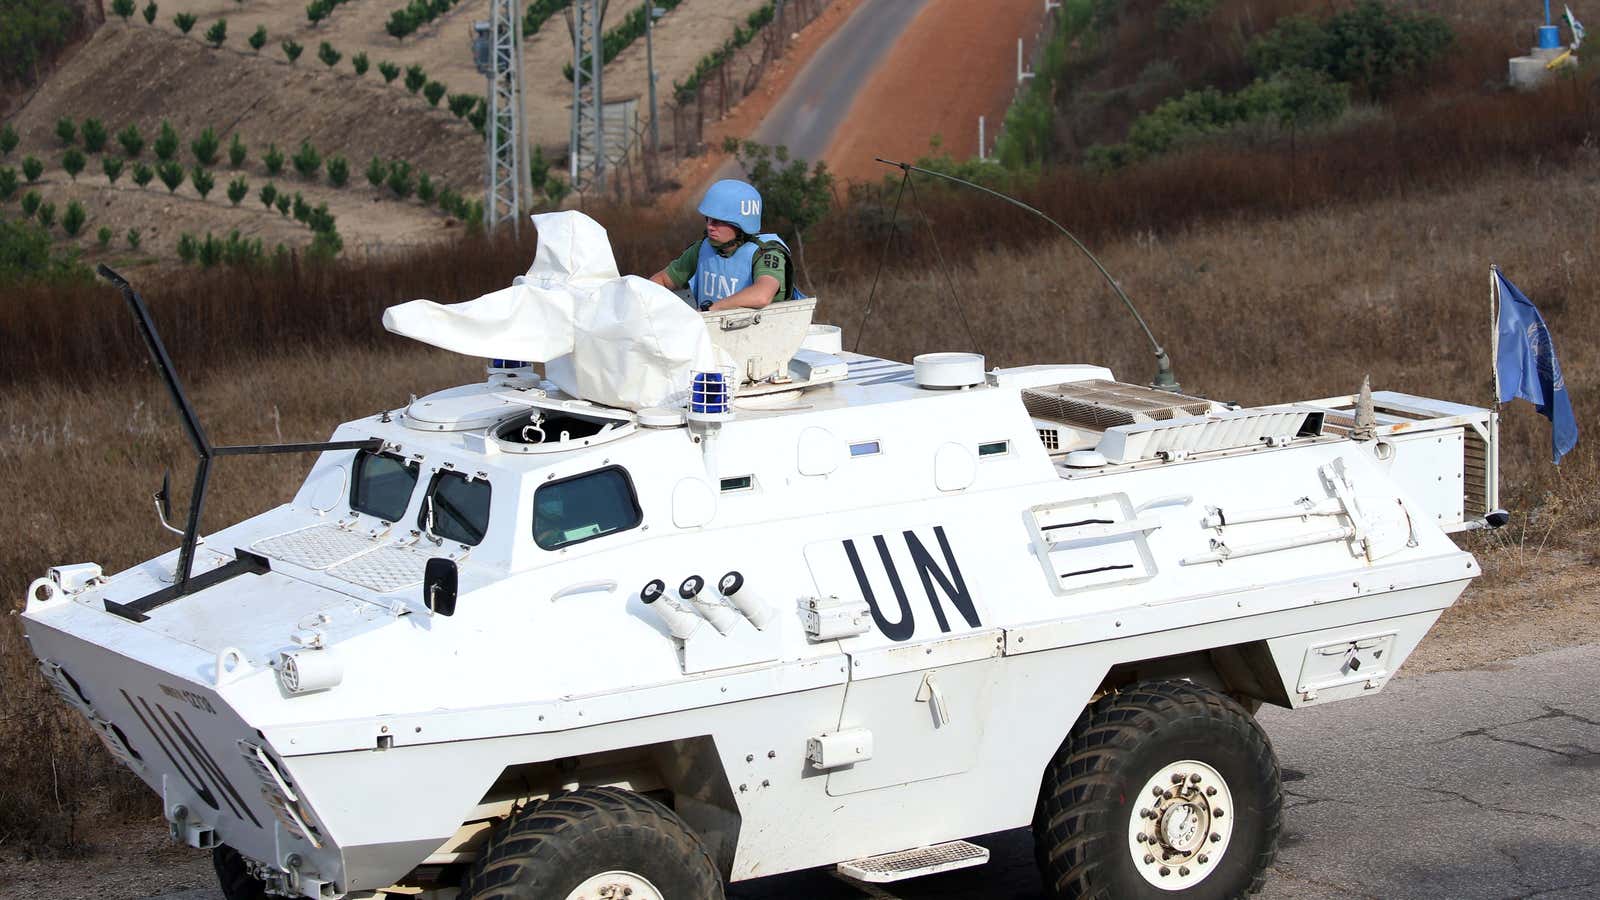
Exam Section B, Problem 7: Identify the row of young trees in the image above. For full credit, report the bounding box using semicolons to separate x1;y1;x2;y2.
563;0;685;82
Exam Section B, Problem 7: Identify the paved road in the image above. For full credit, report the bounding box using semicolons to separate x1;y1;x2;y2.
147;644;1600;899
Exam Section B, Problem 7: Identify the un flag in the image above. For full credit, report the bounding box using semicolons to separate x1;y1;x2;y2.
1495;270;1578;463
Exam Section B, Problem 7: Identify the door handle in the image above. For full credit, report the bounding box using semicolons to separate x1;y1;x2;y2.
917;672;951;728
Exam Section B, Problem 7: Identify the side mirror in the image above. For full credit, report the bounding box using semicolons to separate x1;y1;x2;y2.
424;558;458;617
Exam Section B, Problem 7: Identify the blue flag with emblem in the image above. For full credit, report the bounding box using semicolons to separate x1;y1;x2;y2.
1494;269;1577;463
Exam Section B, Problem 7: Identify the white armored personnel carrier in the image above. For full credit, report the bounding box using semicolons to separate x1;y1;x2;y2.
22;213;1502;900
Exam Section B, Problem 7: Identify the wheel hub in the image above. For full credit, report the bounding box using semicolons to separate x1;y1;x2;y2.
1127;759;1234;891
565;870;663;900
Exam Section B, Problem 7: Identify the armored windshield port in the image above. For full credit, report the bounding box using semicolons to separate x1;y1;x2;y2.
640;579;665;604
718;571;744;597
679;575;704;600
424;558;458;616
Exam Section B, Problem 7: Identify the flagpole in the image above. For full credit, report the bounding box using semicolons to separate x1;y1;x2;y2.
1490;264;1502;409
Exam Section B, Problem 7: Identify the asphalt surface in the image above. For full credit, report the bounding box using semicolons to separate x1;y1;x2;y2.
145;643;1600;899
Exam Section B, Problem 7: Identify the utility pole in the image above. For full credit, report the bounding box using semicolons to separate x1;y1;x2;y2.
472;0;527;237
645;1;660;162
570;0;605;191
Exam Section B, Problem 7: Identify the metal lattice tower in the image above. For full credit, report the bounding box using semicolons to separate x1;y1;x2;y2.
570;0;605;191
472;1;527;236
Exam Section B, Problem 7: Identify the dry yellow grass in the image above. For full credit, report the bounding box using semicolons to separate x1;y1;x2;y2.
3;158;1597;853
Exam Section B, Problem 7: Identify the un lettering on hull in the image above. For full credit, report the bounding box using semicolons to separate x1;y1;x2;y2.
804;524;987;645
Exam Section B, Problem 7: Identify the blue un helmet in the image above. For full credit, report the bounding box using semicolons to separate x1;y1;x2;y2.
698;179;762;234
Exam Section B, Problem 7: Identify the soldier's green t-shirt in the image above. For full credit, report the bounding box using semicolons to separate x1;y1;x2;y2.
663;237;789;301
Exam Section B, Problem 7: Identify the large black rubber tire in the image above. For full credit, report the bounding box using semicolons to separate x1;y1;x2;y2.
460;786;725;900
1032;680;1282;900
212;845;270;900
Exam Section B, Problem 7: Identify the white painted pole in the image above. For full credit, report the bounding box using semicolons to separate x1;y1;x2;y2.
978;115;985;160
1490;265;1501;407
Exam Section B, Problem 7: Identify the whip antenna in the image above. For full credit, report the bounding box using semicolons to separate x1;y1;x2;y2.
873;158;1179;392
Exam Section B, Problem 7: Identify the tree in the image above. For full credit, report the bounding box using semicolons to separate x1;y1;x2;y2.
305;0;329;26
326;154;349;187
141;0;157;24
291;140;321;180
116;124;144;158
291;191;309;222
403;64;426;94
191;126;220;166
377;60;400;84
111;0;135;21
264;143;285;175
177;232;196;262
36;201;56;229
422;80;446;107
173;11;197;33
126;227;142;249
154;120;179;161
81;117;107;153
248;24;267;52
258;181;277;208
317;41;341;68
385;159;414;198
275;192;290;216
351;51;368;76
365;155;385;186
131;162;154;188
385;9;415;40
447;93;476;118
55;117;76;146
416;171;434;203
21;191;40;217
102;156;124;184
281;39;303;64
97;225;113;247
0;124;17;157
0;167;16;201
205;19;227;47
226;176;248;205
157;159;184;192
61;200;86;237
190;167;215;198
22;156;43;183
228;133;247;168
62;148;85;180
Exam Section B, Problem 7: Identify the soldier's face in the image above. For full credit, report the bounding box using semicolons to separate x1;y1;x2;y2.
705;217;737;244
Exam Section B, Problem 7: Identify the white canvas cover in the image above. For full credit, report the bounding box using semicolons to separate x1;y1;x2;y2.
382;211;721;410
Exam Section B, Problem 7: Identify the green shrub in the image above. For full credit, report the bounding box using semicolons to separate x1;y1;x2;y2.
55;117;76;146
131;162;153;188
102;156;124;183
259;181;278;208
447;93;476;118
403;64;426;94
291;140;321;179
22;156;43;183
308;227;342;260
21;191;41;217
416;171;434;203
142;0;156;24
467;97;486;133
385;159;414;198
291;191;309;222
523;0;571;37
96;225;113;247
228;133;247;168
191;126;220;166
226;176;248;205
248;24;267;51
61;148;85;180
1248;0;1453;100
326;154;348;187
365;155;385;186
307;201;335;233
423;80;445;106
205;18;227;46
275;192;290;216
61;200;86;236
36;201;56;228
264;143;285;175
111;0;135;21
282;39;303;63
317;41;341;67
176;232;196;261
173;11;196;33
80;118;107;153
190;167;215;199
0;218;87;283
562;0;683;82
1156;0;1216;34
351;50;368;75
0;167;16;200
435;186;457;215
153;120;179;161
377;60;400;83
116;124;144;158
721;138;831;239
305;0;330;26
157;159;184;192
126;227;142;248
0;124;17;157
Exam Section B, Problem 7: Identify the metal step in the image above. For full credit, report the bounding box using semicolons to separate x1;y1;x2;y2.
836;840;990;884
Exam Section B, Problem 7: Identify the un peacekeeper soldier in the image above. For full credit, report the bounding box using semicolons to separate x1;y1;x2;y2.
648;179;799;312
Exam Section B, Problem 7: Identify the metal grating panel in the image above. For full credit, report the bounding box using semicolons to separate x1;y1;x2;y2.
838;840;990;883
1023;379;1213;430
253;524;379;571
327;543;430;593
1464;427;1490;517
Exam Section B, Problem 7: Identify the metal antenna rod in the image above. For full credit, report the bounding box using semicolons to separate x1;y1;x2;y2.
874;158;1180;392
